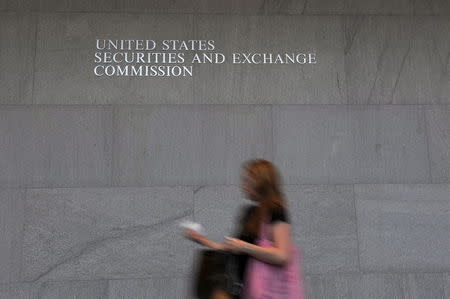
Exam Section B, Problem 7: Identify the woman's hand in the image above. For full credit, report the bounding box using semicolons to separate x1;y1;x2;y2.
183;229;225;251
224;237;252;254
183;229;207;244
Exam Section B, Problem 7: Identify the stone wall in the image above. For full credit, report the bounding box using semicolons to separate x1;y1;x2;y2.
1;1;450;298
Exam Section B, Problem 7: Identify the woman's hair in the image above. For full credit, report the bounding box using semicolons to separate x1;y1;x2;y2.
240;159;287;238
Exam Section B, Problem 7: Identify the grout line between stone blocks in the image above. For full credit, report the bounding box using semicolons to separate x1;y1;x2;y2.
110;106;116;187
30;13;39;105
422;107;434;184
1;271;448;286
192;186;196;222
4;181;450;191
19;190;27;287
352;184;362;273
270;104;275;162
191;14;196;105
1;103;450;108
1;10;448;16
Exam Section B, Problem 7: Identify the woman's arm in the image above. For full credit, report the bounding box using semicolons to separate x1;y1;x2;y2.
225;222;291;266
183;229;226;251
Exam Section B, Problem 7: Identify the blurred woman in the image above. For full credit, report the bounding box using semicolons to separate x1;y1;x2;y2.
184;159;294;299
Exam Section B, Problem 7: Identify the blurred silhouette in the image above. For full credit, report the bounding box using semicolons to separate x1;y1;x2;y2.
184;159;305;299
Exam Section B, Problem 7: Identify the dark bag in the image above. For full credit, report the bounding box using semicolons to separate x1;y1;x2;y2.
193;250;242;299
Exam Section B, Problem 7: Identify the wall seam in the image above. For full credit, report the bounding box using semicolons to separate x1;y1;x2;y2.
4;181;450;191
1;270;448;285
270;104;275;162
352;184;362;274
2;10;449;16
191;13;196;105
109;106;116;187
30;12;39;105
423;106;434;183
1;103;449;108
18;190;27;286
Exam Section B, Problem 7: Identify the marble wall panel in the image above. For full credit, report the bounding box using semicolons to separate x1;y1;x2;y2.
0;13;36;104
0;106;112;188
355;184;450;271
274;105;429;184
22;187;193;282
